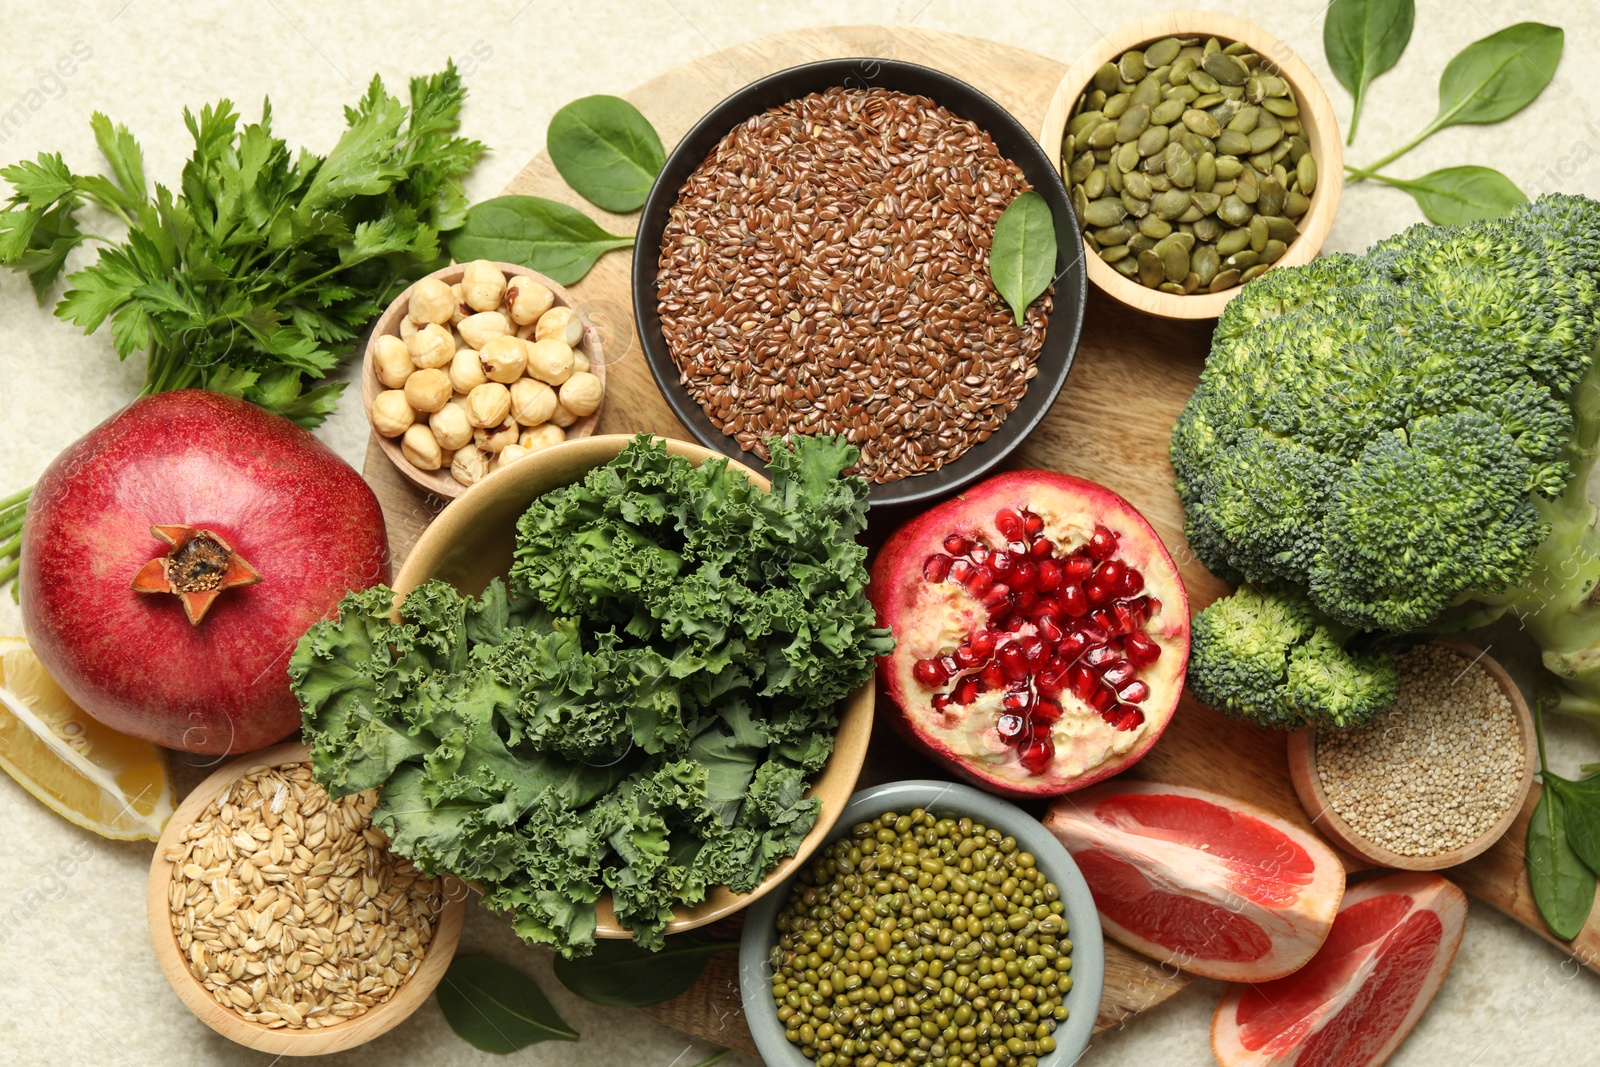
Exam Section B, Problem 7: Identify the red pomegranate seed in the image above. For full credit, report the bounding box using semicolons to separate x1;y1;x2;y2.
971;630;999;656
981;583;1011;610
1019;635;1048;667
1063;556;1094;582
1106;704;1145;731
1084;644;1118;668
932;692;952;710
1034;698;1064;724
954;679;980;705
981;663;1007;689
1023;511;1045;536
1088;525;1118;560
912;659;950;686
949;558;975;584
1146;597;1162;616
1110;601;1135;634
969;544;991;565
995;508;1026;541
1089;608;1117;633
965;568;993;596
1037;654;1070;688
1085;580;1114;607
1124;631;1161;667
1069;664;1098;700
944;534;971;555
1096;560;1125;590
1101;660;1136;687
1029;537;1053;559
923;553;953;581
954;643;986;669
1038;615;1065;645
991;552;1016;578
1000;642;1030;681
1058;585;1088;617
1117;680;1151;704
997;713;1026;741
1002;688;1034;712
1019;739;1054;774
1036;560;1063;592
1088;683;1115;713
1012;560;1038;590
1014;589;1039;615
1058;630;1091;661
1125;596;1153;625
1118;566;1144;597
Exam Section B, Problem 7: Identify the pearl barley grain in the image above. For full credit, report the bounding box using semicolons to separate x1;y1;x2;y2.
1316;645;1525;858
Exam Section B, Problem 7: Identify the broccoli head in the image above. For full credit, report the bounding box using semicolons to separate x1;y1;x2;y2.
1172;194;1600;727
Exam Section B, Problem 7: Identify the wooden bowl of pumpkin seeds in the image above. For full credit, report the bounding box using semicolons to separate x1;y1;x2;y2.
1041;11;1343;320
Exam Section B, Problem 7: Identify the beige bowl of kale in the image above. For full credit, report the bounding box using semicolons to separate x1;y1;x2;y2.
293;433;878;952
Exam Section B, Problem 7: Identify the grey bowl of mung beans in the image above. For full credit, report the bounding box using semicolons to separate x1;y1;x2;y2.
739;779;1105;1067
636;59;1087;508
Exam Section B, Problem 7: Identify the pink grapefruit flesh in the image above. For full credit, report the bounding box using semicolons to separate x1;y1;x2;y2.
1045;780;1344;981
1213;871;1467;1067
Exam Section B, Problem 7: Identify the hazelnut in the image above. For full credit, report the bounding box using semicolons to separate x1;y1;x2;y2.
513;320;538;342
465;382;512;428
400;316;419;342
520;424;566;453
461;260;507;313
526;339;574;386
558;371;604;417
509;377;557;426
474;417;519;453
429;399;473;450
535;305;584;346
479;336;528;384
373;334;414;389
403;368;453;413
571;351;591;375
496;443;533;468
506;276;555;325
547;399;578;428
448;282;471;326
451;443;492;486
401;423;444;470
407;322;455;369
458;310;512;349
408;277;455;325
449;347;487;394
370;389;416;437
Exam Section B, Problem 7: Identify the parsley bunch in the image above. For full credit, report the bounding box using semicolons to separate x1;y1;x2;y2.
0;64;486;591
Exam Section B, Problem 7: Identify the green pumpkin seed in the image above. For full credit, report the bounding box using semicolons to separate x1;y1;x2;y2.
1179;131;1213;159
1284;189;1311;218
1261;238;1287;264
1193;216;1222;242
1070;110;1104;138
1103;93;1131;120
1257;177;1286;217
1216;130;1251;156
1280;117;1301;136
1099;243;1131;264
1108;163;1125;193
1204;37;1221;55
1070;151;1096;183
1181;271;1202;294
1257;108;1281;130
1178;203;1205;224
1082;198;1127;227
1223;40;1251;57
1218;194;1254;227
1116;140;1142;173
1116;103;1151;142
1138;214;1173;239
1158;280;1186;294
1208;267;1241;292
1247;126;1282;153
1083;168;1108;200
1202;52;1247;86
1154;235;1190;282
1169;57;1196;85
1211;178;1237;197
1123;171;1153;200
1094;63;1120;93
1263;215;1299;242
1188;69;1220;94
1262;96;1298;118
1092;223;1133;245
1236;167;1260;204
1192;244;1221;285
1286;136;1309;164
1214;156;1243;180
1248;215;1269;252
1137;249;1165;287
1165;143;1197;187
1194;151;1217;193
1120;190;1150;218
1119;50;1148;83
1094;148;1113;162
1192;91;1225;110
1113;254;1140;277
1086;89;1108;111
1133;77;1164;107
1297;155;1317;195
1127;233;1155;254
1138;125;1170;157
1240;263;1269;282
1148;171;1172;192
1086;121;1119;149
1245;76;1266;104
1226;249;1260;269
1192;191;1222;215
1207;99;1240;130
1181;109;1222;139
1072;184;1088;222
1150;98;1186;126
1144;37;1182;70
1262;75;1288;97
1148;64;1173;86
1154;188;1192;220
1246;151;1272;172
1270;141;1293;166
1227;105;1260;134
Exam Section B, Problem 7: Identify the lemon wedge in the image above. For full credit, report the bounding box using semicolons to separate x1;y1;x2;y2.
0;637;175;840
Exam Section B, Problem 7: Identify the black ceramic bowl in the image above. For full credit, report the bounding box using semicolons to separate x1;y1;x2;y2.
632;58;1086;508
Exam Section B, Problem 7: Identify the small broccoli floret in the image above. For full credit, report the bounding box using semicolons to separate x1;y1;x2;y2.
1173;194;1600;727
1283;631;1400;731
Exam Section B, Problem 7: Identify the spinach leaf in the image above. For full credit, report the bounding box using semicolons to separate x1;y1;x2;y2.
989;191;1055;327
1548;774;1600;876
1527;704;1597;940
435;956;578;1052
1433;23;1564;131
1372;166;1526;225
448;195;634;285
552;932;738;1007
1324;0;1415;144
548;95;665;213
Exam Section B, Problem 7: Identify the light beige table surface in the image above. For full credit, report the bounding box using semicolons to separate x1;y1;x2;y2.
2;2;1599;1064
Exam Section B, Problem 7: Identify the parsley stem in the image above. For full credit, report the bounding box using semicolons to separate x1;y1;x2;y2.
0;509;25;541
1534;700;1551;778
686;1050;732;1067
0;488;30;513
0;557;17;593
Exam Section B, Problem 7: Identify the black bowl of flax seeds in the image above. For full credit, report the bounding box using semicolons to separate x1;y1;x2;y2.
636;59;1086;507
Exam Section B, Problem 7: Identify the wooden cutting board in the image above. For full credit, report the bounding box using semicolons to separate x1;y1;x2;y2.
359;24;1600;1056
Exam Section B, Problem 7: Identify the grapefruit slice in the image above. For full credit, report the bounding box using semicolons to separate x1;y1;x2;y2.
1044;780;1344;981
1212;872;1467;1067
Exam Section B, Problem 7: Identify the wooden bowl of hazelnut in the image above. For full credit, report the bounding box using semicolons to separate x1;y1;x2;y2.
362;261;607;499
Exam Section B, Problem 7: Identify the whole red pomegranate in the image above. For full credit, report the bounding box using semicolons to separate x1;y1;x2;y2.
20;391;389;755
870;471;1190;797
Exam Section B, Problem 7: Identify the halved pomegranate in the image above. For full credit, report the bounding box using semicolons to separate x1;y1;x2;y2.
870;471;1189;796
1212;872;1467;1067
1045;781;1345;982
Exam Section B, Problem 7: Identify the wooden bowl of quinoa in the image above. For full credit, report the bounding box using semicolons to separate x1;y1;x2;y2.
1288;639;1537;871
